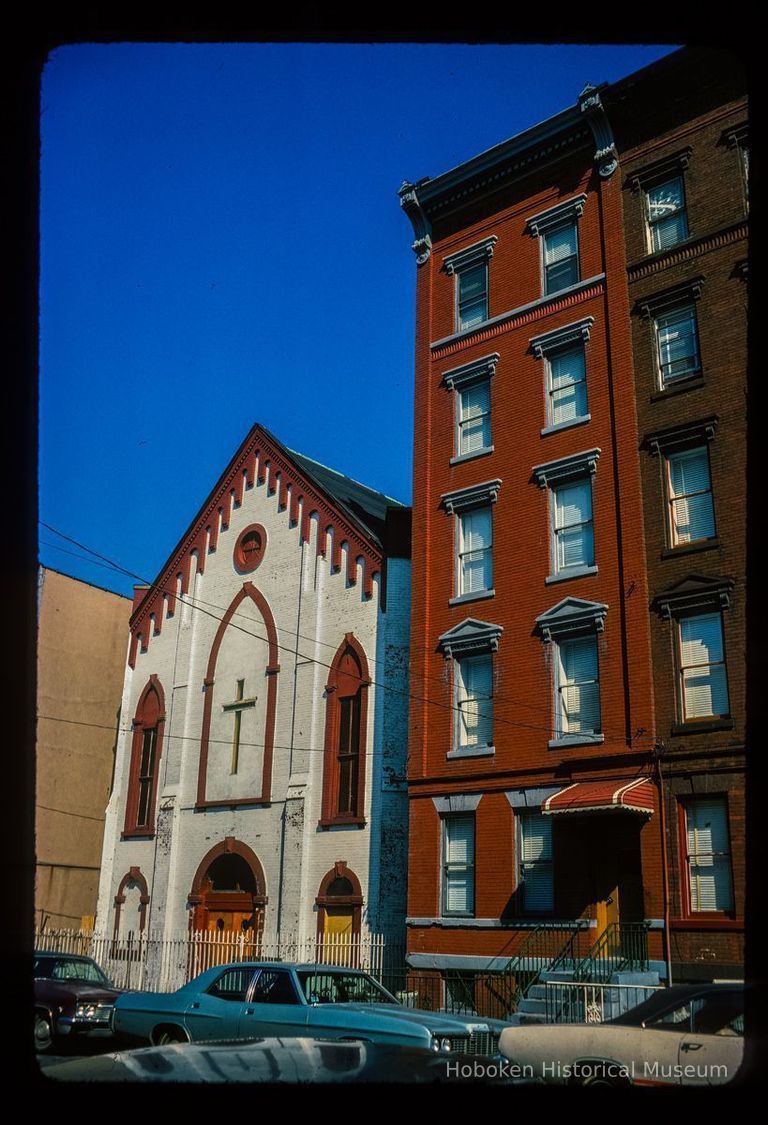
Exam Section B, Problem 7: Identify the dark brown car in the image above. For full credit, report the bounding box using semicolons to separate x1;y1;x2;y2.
34;951;122;1052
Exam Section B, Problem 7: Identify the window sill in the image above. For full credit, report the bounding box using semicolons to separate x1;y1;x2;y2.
447;744;495;760
450;445;495;466
449;588;495;607
540;414;591;438
318;817;367;830
670;718;735;736
120;830;155;841
650;374;704;401
670;916;743;931
545;565;598;585
661;537;720;560
548;733;605;749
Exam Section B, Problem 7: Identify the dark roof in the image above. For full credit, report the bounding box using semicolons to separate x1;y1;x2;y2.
258;426;407;549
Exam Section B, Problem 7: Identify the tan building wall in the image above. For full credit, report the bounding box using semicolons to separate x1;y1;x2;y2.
36;568;132;929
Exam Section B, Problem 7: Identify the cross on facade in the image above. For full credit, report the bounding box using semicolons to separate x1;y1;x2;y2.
222;678;257;775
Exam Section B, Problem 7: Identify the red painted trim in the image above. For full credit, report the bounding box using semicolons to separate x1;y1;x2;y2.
233;523;267;574
195;582;279;808
189;837;267;902
320;634;370;827
122;676;166;838
128;424;383;660
113;866;150;937
315;862;363;942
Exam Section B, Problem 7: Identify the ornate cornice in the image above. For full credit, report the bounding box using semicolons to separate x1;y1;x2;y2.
442;235;498;276
437;617;503;659
536;597;608;643
526;194;587;237
644;415;719;456
398;180;433;265
529;316;594;358
532;448;600;489
654;575;734;620
441;353;500;391
578;84;618;179
635;276;704;319
441;479;502;514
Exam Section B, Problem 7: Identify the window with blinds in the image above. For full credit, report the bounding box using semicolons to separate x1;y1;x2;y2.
678;613;730;721
457;264;488;331
458;506;492;595
667;447;716;546
458;381;491;456
442;814;475;916
543;222;579;295
456;654;493;748
655;304;701;386
684;798;733;913
519;812;554;914
557;636;601;735
547;346;588;427
646;176;689;253
553;479;594;573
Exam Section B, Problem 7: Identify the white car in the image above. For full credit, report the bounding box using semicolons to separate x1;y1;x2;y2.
499;983;745;1087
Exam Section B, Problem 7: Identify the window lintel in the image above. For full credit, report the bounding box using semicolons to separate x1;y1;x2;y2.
655;576;734;620
530;317;594;358
442;478;502;514
437;617;503;659
532;448;600;489
526;194;587;237
443;235;498;275
441;353;500;391
432;793;482;814
645;415;719;455
627;147;692;192
636;277;704;319
536;597;607;643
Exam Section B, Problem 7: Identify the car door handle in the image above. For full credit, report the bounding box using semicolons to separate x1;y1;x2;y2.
682;1042;702;1051
244;1009;254;1015
190;1003;200;1009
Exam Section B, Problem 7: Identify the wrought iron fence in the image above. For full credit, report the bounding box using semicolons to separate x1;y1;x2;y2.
543;979;661;1024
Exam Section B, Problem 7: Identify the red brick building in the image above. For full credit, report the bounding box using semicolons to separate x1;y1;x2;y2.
398;46;746;1000
606;47;747;982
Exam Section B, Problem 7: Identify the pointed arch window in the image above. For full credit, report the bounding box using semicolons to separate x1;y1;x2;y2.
123;676;165;838
321;635;370;828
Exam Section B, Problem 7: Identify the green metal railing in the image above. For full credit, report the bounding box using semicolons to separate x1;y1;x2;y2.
503;923;582;1007
544;922;651;1024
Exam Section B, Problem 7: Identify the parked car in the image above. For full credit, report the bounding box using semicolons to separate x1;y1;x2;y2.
34;950;123;1053
41;1035;529;1084
498;982;747;1087
113;961;511;1056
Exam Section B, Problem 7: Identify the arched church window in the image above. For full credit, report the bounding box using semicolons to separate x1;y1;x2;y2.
123;677;165;837
320;635;370;827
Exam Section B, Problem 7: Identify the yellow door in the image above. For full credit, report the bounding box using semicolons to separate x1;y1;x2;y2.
324;906;353;935
595;885;620;941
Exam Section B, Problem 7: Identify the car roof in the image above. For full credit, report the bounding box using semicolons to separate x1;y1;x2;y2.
608;982;745;1026
34;950;93;961
206;962;372;973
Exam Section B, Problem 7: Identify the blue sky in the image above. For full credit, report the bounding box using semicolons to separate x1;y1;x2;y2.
39;42;678;598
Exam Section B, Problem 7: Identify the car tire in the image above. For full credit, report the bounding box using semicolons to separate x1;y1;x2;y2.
154;1027;188;1046
35;1014;53;1053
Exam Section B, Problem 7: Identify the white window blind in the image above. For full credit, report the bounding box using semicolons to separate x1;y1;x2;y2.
549;346;587;426
647;177;688;252
655;305;700;385
459;506;492;594
520;813;554;913
558;636;600;734
679;613;729;720
668;448;715;545
457;654;493;747
458;265;488;331
459;381;491;455
554;480;594;571
544;223;578;294
443;815;475;915
685;799;733;912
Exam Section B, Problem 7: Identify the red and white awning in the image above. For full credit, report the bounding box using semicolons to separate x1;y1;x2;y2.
542;778;655;816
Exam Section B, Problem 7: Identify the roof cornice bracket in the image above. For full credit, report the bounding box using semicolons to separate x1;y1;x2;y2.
398;180;433;266
578;84;618;179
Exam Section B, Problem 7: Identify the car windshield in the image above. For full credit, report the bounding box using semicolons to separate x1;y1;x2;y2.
34;956;111;986
296;970;399;1006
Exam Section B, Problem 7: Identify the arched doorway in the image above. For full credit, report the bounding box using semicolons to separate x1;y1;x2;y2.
316;863;363;966
188;839;267;972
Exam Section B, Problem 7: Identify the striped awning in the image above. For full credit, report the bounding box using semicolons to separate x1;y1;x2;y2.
542;778;655;816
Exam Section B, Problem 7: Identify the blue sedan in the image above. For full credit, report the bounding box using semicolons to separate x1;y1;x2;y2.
113;962;511;1056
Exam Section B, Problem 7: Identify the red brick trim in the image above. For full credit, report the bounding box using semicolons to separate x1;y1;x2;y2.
122;675;166;838
627;221;747;282
189;837;267;903
113;866;150;937
195;582;279;809
233;523;267;573
128;426;383;664
319;633;370;827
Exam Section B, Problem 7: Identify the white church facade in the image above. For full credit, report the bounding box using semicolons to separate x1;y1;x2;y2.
95;424;411;953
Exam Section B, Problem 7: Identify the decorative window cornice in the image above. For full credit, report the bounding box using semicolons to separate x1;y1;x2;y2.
645;415;719;455
443;236;498;275
398;180;433;266
536;597;608;643
529;316;594;358
506;786;562;809
627;147;693;192
654;575;734;620
526;194;587;237
442;479;502;513
723;123;748;148
635;276;704;319
432;793;483;814
437;617;503;659
532;448;600;489
441;353;500;391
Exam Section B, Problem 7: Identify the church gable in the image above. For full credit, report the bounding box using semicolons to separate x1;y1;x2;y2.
128;424;389;666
